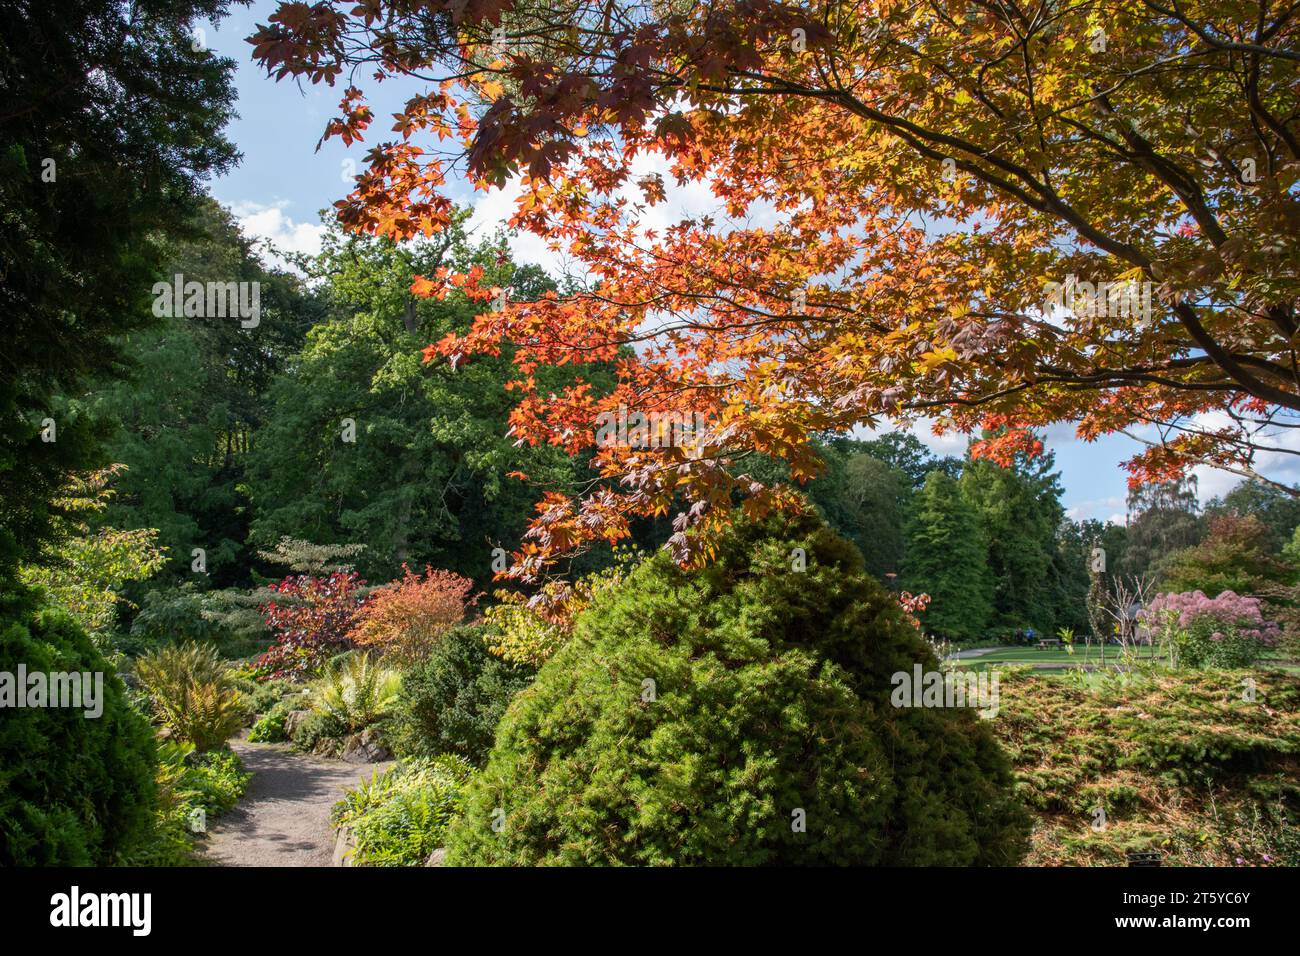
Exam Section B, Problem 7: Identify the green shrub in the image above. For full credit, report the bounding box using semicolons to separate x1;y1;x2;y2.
187;748;248;815
995;668;1300;865
121;745;203;867
121;742;251;866
135;642;248;751
1177;619;1271;669
0;593;156;865
289;709;334;753
332;755;472;866
389;625;534;764
445;512;1029;866
249;698;293;742
307;652;401;736
235;675;295;718
129;585;229;647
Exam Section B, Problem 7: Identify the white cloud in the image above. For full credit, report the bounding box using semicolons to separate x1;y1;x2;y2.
1190;463;1241;504
1065;496;1127;524
1039;421;1083;444
229;200;327;269
464;150;758;285
464;179;569;278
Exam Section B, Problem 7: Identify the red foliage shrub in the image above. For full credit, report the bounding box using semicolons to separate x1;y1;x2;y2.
351;565;477;664
255;571;370;680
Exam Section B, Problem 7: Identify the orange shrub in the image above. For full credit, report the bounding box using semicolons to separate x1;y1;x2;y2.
350;565;477;664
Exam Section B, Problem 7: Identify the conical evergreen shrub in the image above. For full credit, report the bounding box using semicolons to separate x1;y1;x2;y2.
445;511;1029;865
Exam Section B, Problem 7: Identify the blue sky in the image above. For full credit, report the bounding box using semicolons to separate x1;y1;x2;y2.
198;2;1287;524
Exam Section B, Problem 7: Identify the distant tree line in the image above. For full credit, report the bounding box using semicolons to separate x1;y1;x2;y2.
36;198;1300;649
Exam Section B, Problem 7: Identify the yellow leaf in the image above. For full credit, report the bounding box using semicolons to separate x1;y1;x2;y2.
920;347;958;370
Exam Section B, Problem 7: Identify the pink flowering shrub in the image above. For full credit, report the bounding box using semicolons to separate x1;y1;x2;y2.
1141;590;1279;669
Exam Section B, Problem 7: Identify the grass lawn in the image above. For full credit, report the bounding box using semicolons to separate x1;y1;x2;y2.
951;645;1161;670
951;644;1300;672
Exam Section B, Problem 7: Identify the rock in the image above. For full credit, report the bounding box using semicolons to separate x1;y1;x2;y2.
426;848;447;867
283;709;312;740
332;826;355;867
341;726;391;763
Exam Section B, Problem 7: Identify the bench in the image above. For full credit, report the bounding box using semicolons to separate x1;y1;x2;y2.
1036;639;1061;649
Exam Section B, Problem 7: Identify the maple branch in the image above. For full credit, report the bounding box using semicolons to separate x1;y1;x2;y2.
1140;0;1300;63
1171;301;1300;410
707;69;1154;268
1118;428;1300;497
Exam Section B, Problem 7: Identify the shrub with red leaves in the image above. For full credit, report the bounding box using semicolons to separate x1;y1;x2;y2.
255;571;370;680
351;564;477;664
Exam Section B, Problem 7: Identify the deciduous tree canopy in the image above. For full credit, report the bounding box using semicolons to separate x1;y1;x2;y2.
1;0;238;575
251;0;1300;575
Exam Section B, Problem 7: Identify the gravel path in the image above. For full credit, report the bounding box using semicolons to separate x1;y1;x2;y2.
202;740;390;867
947;645;1018;659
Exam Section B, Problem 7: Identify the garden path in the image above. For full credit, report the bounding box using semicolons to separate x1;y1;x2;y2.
202;740;390;867
947;646;1017;659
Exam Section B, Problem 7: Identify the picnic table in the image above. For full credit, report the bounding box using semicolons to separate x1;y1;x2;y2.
1036;638;1062;649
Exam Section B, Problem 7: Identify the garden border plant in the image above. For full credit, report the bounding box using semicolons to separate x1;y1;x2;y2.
0;593;156;865
446;511;1031;866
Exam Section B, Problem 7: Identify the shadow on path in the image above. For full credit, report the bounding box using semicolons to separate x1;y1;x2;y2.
202;740;390;867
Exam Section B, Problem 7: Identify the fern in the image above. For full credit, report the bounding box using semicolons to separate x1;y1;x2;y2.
309;652;401;734
135;642;247;751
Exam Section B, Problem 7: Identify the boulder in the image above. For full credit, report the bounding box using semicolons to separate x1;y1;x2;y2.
341;726;391;763
283;709;312;741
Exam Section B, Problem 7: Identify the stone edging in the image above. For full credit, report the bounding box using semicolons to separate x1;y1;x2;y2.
331;825;356;867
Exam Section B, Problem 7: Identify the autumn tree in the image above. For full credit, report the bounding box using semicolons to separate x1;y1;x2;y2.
256;571;371;679
1204;479;1300;549
1160;513;1294;596
251;0;1300;575
351;565;477;663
